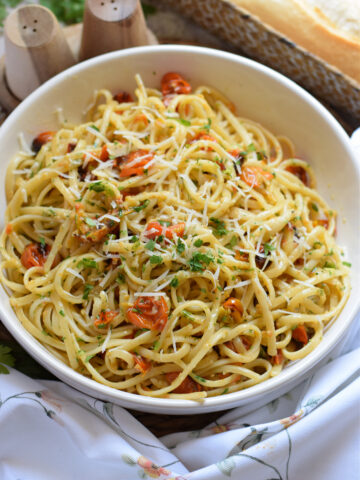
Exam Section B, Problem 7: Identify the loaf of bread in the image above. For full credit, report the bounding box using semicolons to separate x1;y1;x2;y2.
231;0;360;83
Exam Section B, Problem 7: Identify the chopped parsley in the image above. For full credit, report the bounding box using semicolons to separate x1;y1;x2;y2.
189;251;214;272
210;217;228;237
89;181;113;196
59;310;65;317
192;374;207;383
129;235;139;244
158;220;171;227
182;310;193;319
172;118;191;126
39;237;46;247
90;125;99;132
194;239;203;248
145;240;156;251
342;261;352;267
263;243;276;256
170;277;179;288
203;118;212;132
150;255;163;265
311;203;319;212
227;235;237;249
77;258;97;269
116;273;125;284
85;354;95;363
133;199;150;212
324;261;336;269
176;238;185;254
83;284;94;300
240;143;256;156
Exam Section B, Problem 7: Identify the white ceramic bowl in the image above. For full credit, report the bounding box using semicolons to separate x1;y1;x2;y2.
0;46;359;414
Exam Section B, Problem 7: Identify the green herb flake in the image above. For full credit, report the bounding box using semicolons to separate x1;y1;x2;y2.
145;240;156;251
77;258;97;269
311;203;319;212
209;217;228;237
116;273;125;284
239;143;256;156
135;328;150;337
342;261;352;267
172;118;191;127
150;255;163;265
203;118;212;132
133;199;150;212
83;284;94;300
89;181;105;193
194;239;203;248
227;235;237;249
39;237;46;247
170;277;179;288
59;310;65;317
90;124;99;132
176;238;185;255
192;373;207;383
85;354;95;363
189;251;214;272
324;261;336;269
221;388;229;395
263;243;276;256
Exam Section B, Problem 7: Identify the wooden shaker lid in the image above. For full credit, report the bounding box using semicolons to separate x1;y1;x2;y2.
4;5;75;100
80;0;157;61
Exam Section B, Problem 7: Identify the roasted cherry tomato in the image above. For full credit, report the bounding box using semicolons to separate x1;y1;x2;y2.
161;72;192;97
240;166;274;188
94;310;118;328
165;371;202;393
32;131;56;153
113;91;133;103
126;297;168;331
115;150;154;177
285;165;310;186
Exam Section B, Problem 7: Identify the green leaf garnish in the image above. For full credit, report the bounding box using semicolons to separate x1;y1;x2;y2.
176;238;185;254
77;258;97;269
170;277;179;288
145;240;156;251
0;345;15;374
83;284;94;300
133;199;150;212
263;243;276;256
150;255;163;265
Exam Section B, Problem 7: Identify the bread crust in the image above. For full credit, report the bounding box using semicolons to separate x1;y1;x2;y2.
231;0;360;82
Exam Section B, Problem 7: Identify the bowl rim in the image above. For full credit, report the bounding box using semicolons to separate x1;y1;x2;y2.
0;44;359;412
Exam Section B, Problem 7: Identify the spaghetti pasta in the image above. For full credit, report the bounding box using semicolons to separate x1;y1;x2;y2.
0;73;350;399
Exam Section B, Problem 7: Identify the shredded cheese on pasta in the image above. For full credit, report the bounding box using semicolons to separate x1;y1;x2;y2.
0;73;350;400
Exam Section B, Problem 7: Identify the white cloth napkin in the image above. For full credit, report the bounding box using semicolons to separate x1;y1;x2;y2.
0;131;359;480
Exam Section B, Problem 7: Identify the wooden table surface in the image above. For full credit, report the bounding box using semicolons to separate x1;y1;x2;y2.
0;3;357;438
